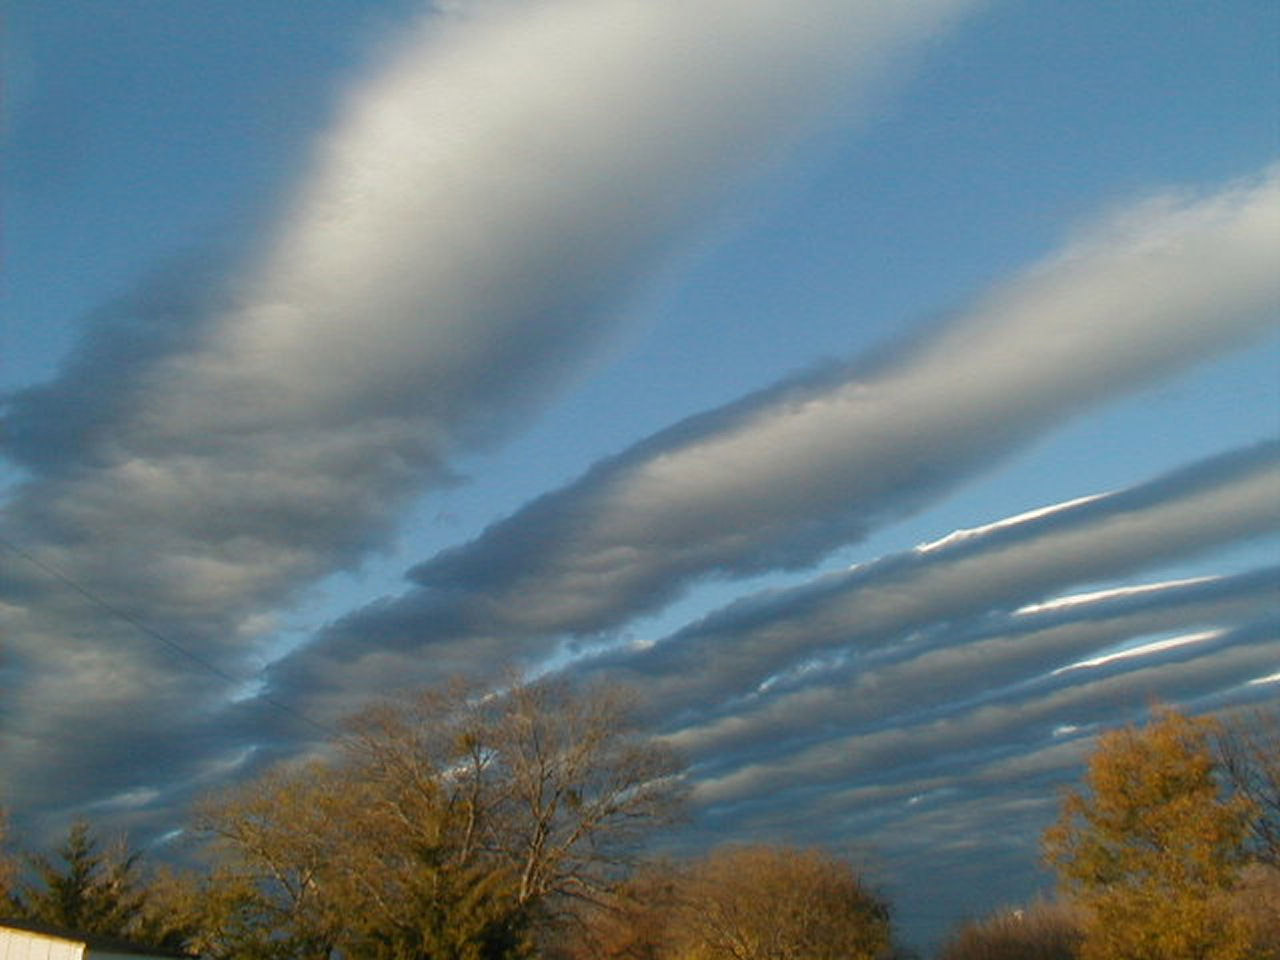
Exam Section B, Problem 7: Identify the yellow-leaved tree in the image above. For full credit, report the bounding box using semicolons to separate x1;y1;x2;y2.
1043;707;1254;960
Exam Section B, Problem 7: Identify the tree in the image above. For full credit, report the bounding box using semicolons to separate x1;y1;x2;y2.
563;846;895;960
672;846;893;960
190;677;685;959
190;766;361;959
9;819;172;943
552;859;684;960
1211;705;1280;868
1230;862;1280;960
1043;707;1255;960
938;898;1082;960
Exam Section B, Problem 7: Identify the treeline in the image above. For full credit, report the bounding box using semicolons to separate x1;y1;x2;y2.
1;681;1277;959
0;679;908;959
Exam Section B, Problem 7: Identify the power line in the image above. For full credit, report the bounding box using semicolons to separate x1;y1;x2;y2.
0;533;337;739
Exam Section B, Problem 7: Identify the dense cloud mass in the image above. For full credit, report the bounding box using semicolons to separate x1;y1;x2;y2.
2;1;1278;949
1;0;975;828
270;172;1280;713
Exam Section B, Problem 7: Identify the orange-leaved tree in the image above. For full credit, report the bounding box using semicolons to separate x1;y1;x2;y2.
1043;707;1254;960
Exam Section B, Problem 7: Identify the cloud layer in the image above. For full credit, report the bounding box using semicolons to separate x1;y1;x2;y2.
1;0;975;827
2;5;1276;948
271;168;1280;715
587;441;1280;732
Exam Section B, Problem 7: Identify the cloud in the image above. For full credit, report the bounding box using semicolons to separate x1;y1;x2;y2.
251;441;1277;939
693;620;1277;807
271;205;1280;697
586;441;1280;732
404;166;1280;622
3;0;973;835
659;566;1278;764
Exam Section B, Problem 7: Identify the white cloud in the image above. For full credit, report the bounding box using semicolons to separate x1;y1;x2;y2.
1013;575;1218;615
2;0;975;835
285;165;1280;694
1053;628;1222;673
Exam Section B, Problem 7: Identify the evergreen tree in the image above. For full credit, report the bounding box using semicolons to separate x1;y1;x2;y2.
14;820;148;937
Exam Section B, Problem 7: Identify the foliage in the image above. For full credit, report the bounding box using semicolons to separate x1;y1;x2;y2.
1231;863;1280;959
674;845;893;960
562;845;895;960
553;858;684;960
190;765;358;959
938;898;1083;960
7;819;183;949
185;677;685;959
1043;707;1255;960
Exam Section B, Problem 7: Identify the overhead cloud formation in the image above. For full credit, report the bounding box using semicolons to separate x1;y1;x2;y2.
587;441;1280;734
4;4;1277;948
693;620;1277;807
2;0;975;831
666;567;1277;766
272;167;1280;713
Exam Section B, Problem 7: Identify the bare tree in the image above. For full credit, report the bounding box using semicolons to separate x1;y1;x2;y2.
1212;706;1280;868
192;765;356;959
485;680;687;910
190;676;685;958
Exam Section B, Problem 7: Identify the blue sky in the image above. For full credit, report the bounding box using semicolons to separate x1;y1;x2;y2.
3;0;1278;948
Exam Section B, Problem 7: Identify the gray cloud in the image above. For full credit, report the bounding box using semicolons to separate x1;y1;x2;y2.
693;621;1277;806
661;567;1279;766
587;442;1280;732
273;168;1280;717
276;431;1279;730
3;0;972;835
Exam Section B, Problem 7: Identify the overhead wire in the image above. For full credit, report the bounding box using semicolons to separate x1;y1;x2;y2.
0;532;338;739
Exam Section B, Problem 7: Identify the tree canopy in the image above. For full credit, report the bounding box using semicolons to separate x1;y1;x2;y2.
13;687;1275;959
175;677;686;959
0;809;16;907
564;844;895;960
3;819;183;950
1043;707;1256;960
